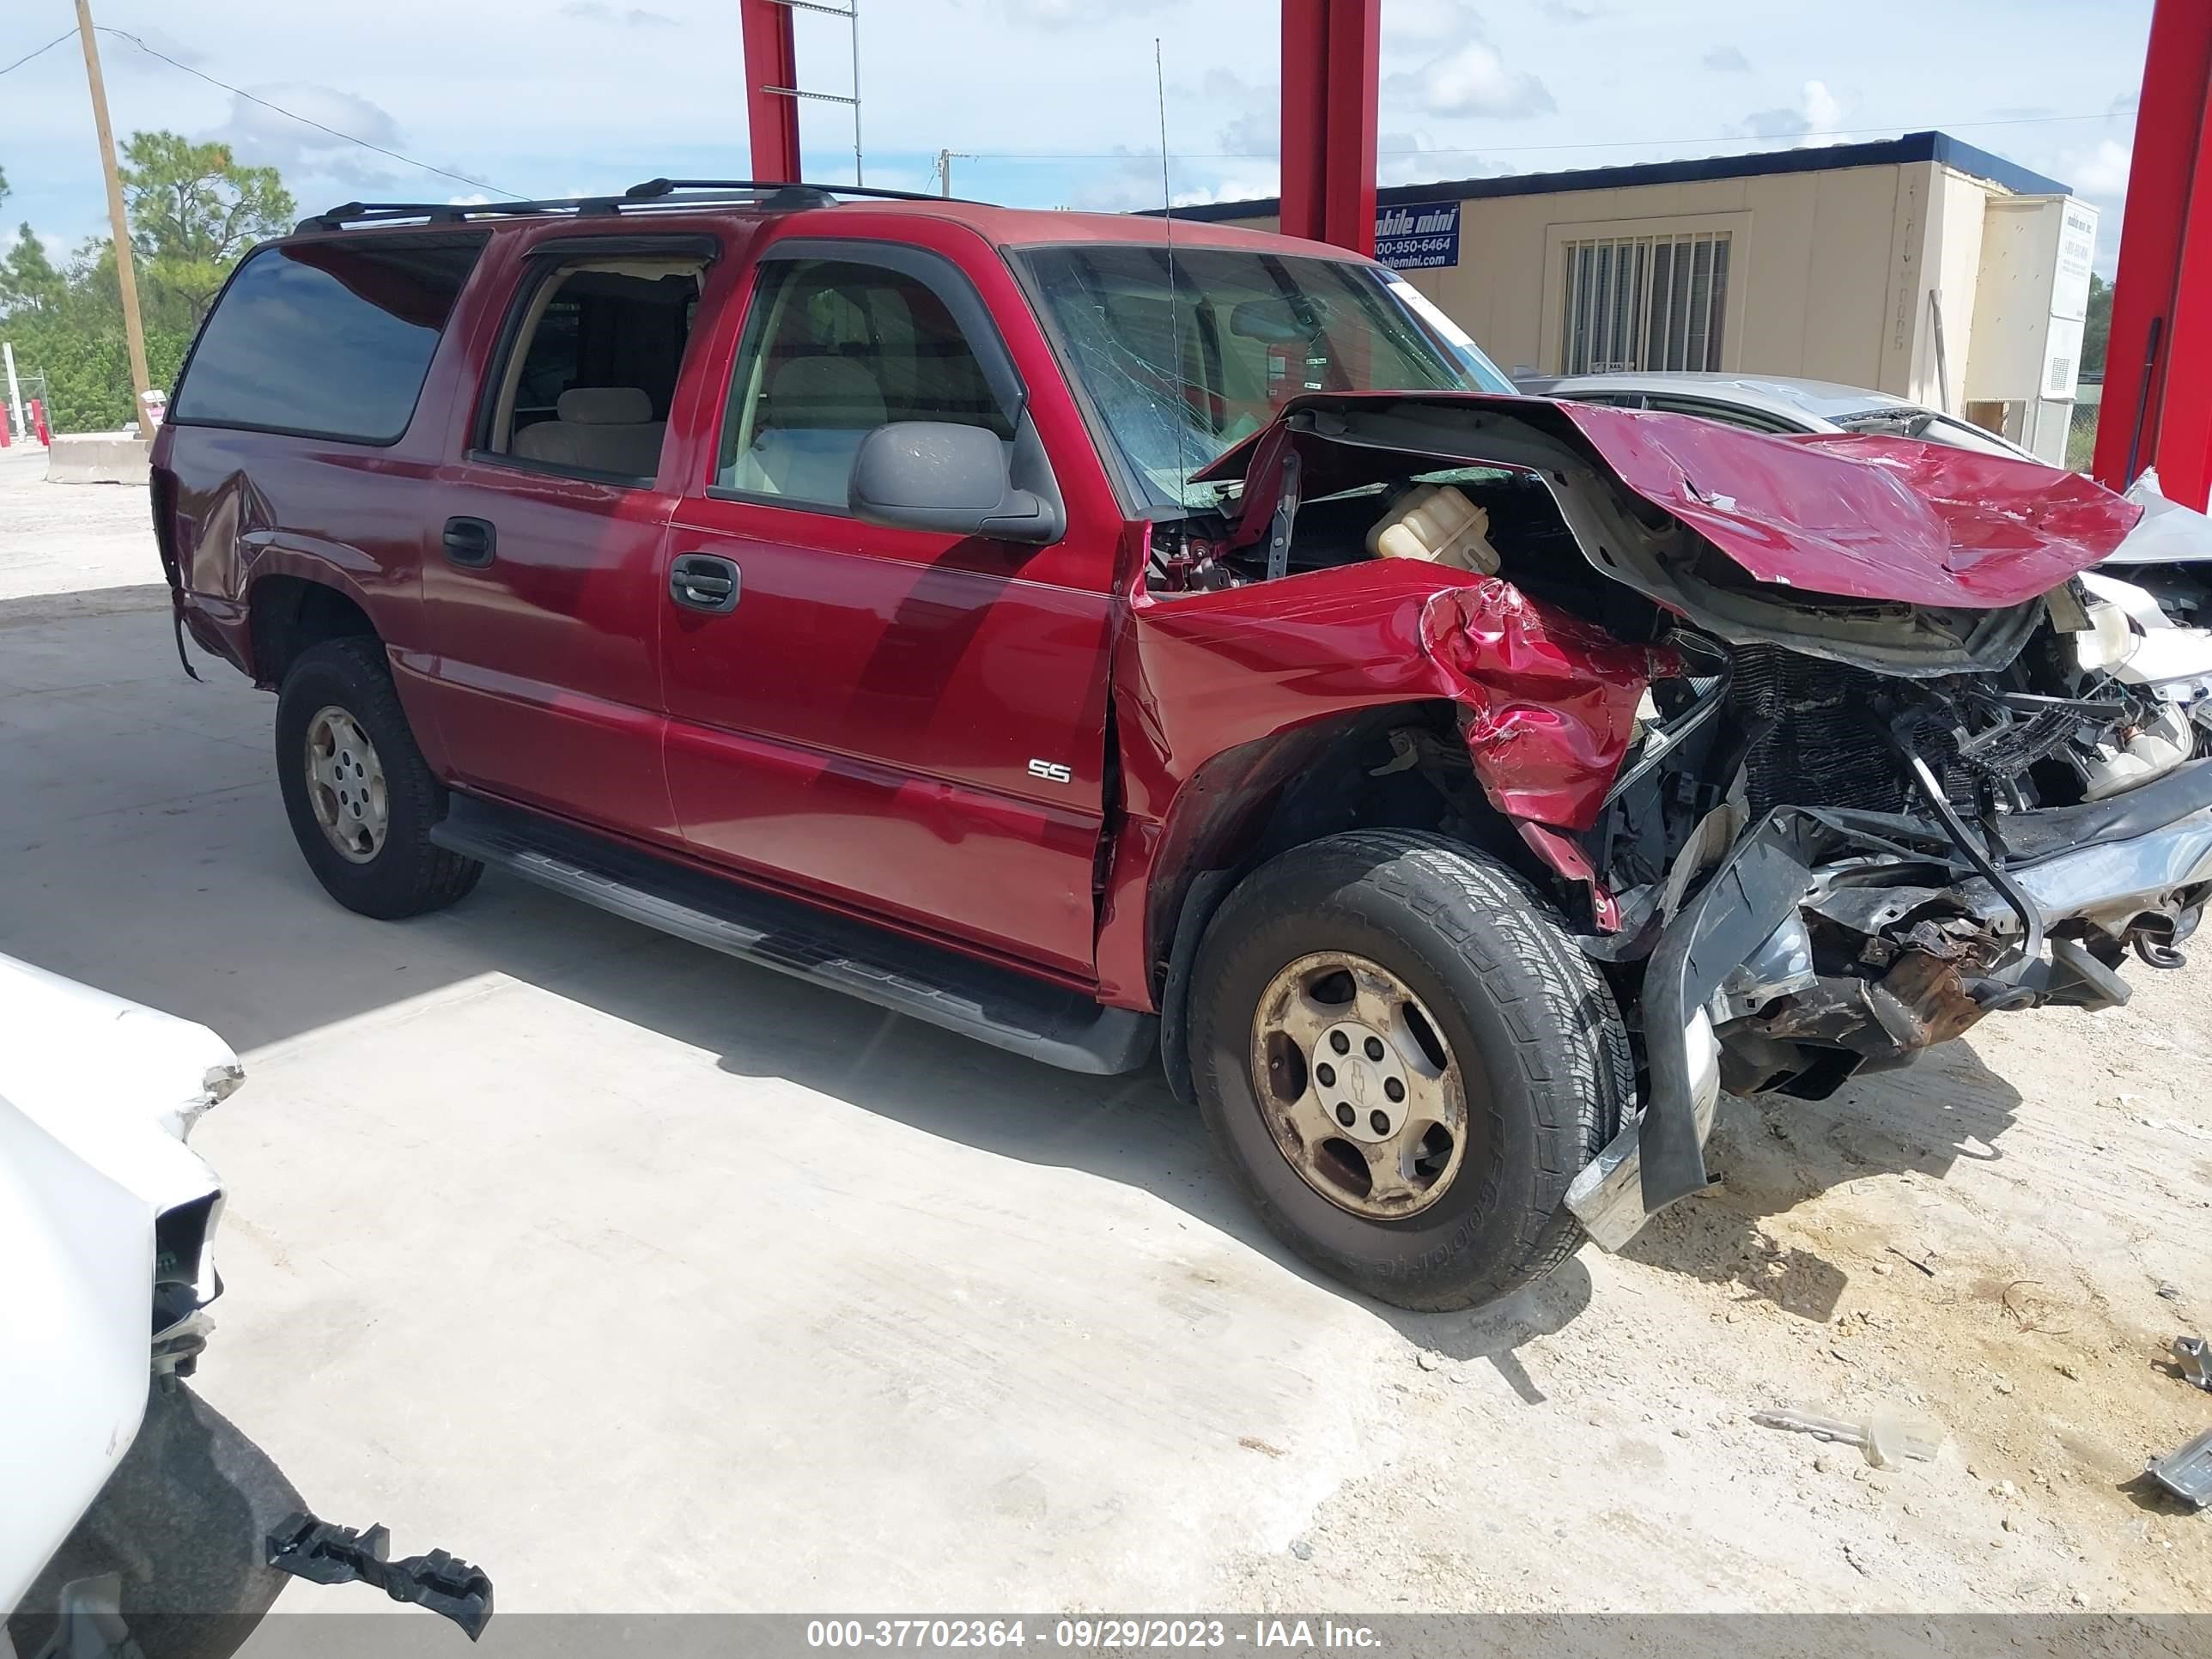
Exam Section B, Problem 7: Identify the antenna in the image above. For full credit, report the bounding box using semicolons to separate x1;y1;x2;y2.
1156;38;1188;503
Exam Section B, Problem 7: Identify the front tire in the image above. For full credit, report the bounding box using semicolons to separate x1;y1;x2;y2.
274;636;481;919
1188;830;1631;1311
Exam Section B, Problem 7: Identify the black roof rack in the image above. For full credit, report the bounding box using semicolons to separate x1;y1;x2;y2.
296;177;962;234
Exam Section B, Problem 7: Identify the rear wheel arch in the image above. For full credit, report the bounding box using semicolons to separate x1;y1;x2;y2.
274;636;481;919
246;574;379;690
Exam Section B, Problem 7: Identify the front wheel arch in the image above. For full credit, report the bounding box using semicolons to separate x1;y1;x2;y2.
1148;707;1556;1105
1188;829;1632;1310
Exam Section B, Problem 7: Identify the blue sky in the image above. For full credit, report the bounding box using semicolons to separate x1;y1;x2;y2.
0;0;2148;276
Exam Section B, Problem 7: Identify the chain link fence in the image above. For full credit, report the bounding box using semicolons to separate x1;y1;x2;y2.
3;368;52;441
2068;379;2102;473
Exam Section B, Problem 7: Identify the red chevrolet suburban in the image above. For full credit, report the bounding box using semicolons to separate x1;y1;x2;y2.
155;179;2212;1310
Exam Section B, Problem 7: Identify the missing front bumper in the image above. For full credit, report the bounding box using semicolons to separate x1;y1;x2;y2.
1570;772;2212;1251
1565;1009;1721;1252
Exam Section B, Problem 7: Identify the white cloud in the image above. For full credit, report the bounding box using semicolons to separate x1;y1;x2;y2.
1703;46;1750;73
1735;79;1846;143
1391;40;1554;120
1379;132;1480;188
1064;142;1276;213
1803;80;1844;133
1541;1;1598;21
559;3;678;25
0;0;2160;269
1387;0;1484;49
103;27;209;70
211;84;405;173
204;84;517;209
1200;69;1278;156
1170;167;1281;208
1002;0;1179;29
1;224;68;258
1218;106;1277;155
1068;150;1172;212
2066;137;2132;197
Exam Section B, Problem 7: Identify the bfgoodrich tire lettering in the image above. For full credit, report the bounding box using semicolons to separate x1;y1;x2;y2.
274;637;481;919
1189;830;1631;1310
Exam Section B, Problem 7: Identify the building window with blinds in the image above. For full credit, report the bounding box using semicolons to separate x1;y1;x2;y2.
1558;231;1732;374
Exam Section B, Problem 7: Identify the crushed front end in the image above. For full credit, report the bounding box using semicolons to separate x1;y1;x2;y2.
1571;628;2212;1246
1174;393;2212;1249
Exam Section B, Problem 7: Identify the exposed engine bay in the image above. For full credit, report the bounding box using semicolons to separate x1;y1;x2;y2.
1150;393;2212;1222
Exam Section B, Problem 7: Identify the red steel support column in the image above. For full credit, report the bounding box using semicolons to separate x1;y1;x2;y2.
740;0;803;184
1279;0;1379;255
2095;0;2212;505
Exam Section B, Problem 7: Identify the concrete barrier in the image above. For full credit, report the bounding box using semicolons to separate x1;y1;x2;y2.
46;434;151;486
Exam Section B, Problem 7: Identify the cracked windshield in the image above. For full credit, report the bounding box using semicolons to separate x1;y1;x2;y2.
1018;244;1513;507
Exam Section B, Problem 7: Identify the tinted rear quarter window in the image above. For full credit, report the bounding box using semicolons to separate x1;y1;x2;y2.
172;236;487;444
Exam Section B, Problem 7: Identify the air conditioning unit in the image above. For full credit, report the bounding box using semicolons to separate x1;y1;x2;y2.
1966;195;2099;465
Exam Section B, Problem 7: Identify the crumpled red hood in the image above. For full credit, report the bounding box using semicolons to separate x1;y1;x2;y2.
1197;392;2142;609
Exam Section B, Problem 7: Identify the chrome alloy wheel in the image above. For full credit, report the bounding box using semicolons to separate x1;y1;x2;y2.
1249;951;1468;1220
304;705;388;864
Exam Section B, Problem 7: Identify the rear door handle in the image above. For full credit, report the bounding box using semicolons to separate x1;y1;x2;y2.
442;516;496;568
669;553;741;614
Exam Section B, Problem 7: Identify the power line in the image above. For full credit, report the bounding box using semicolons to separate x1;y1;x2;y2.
9;21;2118;189
0;30;76;79
96;28;526;199
959;108;2124;164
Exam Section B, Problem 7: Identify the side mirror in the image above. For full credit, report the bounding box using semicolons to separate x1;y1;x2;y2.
848;421;1061;545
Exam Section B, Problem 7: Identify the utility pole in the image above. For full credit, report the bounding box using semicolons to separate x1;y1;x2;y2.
73;0;155;441
933;149;974;198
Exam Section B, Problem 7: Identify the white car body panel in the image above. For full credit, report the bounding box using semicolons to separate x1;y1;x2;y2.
2106;467;2212;568
0;957;237;1615
1522;370;2045;461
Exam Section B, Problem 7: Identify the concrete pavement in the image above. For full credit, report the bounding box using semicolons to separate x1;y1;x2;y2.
0;591;1424;1611
3;462;2208;1617
0;444;163;597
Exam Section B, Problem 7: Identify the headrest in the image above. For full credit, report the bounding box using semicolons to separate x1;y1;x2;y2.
770;356;887;428
557;386;653;425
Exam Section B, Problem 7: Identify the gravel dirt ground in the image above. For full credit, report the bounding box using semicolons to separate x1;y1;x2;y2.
3;460;2208;1620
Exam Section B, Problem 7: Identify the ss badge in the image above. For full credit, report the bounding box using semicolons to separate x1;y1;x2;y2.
1027;759;1073;785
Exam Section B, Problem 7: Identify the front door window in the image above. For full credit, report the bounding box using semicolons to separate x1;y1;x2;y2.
716;258;1013;507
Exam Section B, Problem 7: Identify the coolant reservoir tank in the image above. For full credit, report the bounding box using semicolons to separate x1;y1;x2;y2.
1368;483;1501;574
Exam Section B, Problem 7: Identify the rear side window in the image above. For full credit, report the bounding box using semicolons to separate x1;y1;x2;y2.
474;251;707;481
172;236;486;444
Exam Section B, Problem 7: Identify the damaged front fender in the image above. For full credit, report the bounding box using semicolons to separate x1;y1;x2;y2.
1109;559;1669;1005
1417;580;1676;832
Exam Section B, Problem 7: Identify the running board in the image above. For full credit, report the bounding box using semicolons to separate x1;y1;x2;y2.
432;796;1157;1076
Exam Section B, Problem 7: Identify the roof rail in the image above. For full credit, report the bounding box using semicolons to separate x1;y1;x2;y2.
295;178;959;234
625;177;956;204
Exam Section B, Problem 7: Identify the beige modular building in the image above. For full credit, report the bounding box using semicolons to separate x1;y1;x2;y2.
1173;132;2100;465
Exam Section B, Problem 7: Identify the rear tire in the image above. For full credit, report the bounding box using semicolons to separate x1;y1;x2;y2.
275;636;481;919
1188;830;1631;1311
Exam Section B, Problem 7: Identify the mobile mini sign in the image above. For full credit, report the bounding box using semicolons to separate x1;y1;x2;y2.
1376;201;1462;270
